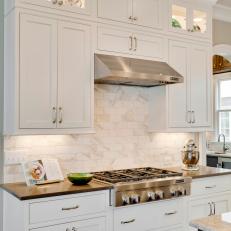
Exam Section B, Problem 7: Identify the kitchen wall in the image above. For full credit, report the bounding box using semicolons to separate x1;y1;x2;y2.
213;19;231;45
4;85;195;183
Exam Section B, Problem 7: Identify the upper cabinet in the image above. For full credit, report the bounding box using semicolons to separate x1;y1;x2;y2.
149;39;212;132
5;0;92;15
169;0;212;39
4;12;93;135
98;25;166;61
97;0;163;30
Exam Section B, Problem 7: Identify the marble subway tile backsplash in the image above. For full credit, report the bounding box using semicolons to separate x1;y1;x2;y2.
4;85;195;183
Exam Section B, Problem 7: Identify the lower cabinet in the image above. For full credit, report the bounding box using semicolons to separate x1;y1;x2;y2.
31;217;106;231
114;199;185;231
187;178;231;231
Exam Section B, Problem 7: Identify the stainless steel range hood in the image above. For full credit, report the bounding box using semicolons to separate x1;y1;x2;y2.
94;54;183;87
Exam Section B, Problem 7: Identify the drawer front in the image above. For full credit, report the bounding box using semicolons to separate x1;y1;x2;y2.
30;217;106;231
30;192;107;224
191;175;231;197
114;199;183;231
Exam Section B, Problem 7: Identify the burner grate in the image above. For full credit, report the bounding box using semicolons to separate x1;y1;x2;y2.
93;167;182;184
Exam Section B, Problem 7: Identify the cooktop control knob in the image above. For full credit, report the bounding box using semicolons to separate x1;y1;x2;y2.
147;191;156;201
155;190;164;200
130;194;140;204
122;194;130;206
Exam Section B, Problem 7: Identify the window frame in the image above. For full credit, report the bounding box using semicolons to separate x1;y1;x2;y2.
215;73;231;140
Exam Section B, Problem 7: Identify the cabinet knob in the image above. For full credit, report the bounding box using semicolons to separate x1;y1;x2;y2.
72;228;78;231
133;17;138;21
52;0;58;4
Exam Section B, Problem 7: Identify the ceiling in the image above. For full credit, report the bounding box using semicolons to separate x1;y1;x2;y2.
217;0;231;8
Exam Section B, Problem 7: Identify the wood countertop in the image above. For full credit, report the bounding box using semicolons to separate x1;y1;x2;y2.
190;215;231;231
0;179;113;200
166;166;231;179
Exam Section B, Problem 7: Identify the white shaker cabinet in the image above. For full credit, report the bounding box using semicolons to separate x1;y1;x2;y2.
97;25;165;61
97;0;163;30
31;217;106;231
149;39;212;132
169;0;212;39
4;12;93;134
57;21;91;129
19;14;58;129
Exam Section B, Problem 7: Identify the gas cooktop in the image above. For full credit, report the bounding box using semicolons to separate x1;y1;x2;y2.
92;167;191;207
93;167;182;184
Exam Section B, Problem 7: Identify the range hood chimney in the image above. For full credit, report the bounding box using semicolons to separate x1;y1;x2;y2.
94;54;183;87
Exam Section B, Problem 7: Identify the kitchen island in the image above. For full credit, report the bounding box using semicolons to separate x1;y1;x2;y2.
190;214;231;231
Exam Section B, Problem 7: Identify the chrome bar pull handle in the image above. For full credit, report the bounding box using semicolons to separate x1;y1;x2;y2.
191;110;196;123
129;36;133;51
121;219;136;224
52;107;57;124
211;202;216;215
187;111;191;124
165;211;177;216
208;202;212;216
62;205;79;211
133;36;137;51
59;107;63;124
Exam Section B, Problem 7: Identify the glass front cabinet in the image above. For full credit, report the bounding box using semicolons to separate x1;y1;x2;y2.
169;0;211;38
20;0;91;15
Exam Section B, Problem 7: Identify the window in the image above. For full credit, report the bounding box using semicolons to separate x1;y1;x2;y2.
217;79;231;141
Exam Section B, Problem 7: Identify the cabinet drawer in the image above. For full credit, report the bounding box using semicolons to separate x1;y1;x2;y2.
191;175;231;197
114;199;183;231
30;217;106;231
29;192;107;224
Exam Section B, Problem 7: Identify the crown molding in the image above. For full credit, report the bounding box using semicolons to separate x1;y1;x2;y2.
213;4;231;23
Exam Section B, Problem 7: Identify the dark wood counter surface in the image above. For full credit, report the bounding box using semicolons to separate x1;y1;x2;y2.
0;179;113;200
167;165;231;179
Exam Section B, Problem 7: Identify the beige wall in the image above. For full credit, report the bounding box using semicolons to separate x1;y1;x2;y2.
213;19;231;45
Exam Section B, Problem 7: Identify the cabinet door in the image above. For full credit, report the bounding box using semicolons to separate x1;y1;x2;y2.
20;0;92;15
170;0;190;33
32;217;106;231
133;32;165;60
168;40;190;128
98;26;132;55
212;194;231;215
19;14;57;129
132;0;162;29
57;21;91;128
97;0;132;23
190;44;211;127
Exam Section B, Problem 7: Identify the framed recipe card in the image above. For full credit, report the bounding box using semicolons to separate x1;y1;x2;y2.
22;159;64;186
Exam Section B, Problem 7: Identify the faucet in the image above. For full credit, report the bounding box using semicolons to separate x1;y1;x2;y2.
218;134;229;153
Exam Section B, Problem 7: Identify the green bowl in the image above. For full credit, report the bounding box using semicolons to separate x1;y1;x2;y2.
67;173;94;185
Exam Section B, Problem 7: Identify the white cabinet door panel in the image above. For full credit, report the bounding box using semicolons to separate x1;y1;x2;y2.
98;26;131;54
98;0;132;23
132;0;162;29
32;217;106;231
19;14;57;129
168;40;189;128
57;21;91;128
190;45;210;127
134;33;164;60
